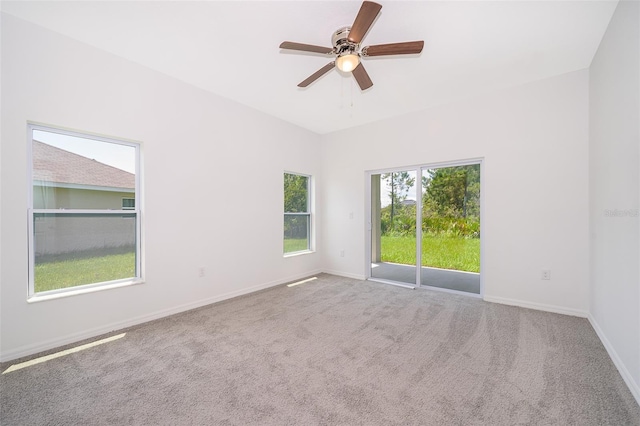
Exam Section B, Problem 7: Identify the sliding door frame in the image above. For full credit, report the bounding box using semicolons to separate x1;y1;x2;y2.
365;157;485;297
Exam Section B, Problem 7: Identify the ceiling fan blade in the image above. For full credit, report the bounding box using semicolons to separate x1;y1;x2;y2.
352;63;373;90
348;1;382;44
280;41;333;55
362;41;425;57
298;62;335;87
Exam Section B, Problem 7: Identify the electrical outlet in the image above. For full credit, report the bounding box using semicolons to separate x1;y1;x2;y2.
541;270;551;280
349;212;354;220
198;267;205;278
340;250;345;258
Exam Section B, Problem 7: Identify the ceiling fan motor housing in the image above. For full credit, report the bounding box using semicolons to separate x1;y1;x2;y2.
332;26;358;55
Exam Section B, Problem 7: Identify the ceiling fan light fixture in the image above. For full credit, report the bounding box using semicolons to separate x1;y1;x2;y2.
280;1;423;90
336;53;360;73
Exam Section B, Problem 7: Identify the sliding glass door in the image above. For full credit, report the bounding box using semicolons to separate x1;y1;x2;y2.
370;170;418;286
369;162;481;295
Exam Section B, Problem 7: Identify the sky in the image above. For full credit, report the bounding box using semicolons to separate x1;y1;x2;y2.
379;171;418;208
33;129;136;174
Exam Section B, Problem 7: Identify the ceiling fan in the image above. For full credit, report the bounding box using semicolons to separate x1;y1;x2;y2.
279;1;424;90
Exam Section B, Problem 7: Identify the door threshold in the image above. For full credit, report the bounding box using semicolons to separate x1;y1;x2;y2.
419;284;483;298
367;278;416;290
368;278;482;298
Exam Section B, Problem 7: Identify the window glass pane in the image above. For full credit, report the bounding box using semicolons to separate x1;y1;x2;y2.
284;173;308;213
32;130;135;210
284;214;309;253
122;198;135;210
33;212;136;293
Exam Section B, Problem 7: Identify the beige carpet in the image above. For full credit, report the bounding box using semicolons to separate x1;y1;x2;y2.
1;274;638;425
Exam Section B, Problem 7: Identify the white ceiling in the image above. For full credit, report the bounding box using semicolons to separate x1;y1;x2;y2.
2;1;618;134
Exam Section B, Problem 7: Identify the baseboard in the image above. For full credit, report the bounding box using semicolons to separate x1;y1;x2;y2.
321;269;366;281
588;314;640;406
483;295;588;318
0;269;323;363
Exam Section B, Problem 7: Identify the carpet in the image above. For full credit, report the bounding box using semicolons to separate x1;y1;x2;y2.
1;274;638;425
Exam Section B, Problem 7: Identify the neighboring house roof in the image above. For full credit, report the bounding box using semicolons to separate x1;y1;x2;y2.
33;140;134;190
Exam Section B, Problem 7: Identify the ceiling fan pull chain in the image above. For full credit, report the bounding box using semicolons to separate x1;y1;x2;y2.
341;73;345;110
351;78;355;108
350;79;355;119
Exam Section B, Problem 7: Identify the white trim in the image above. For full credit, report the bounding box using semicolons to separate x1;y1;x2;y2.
28;122;141;148
283;249;315;258
483;295;588;318
0;269;323;363
588;314;640;406
364;173;372;279
27;209;36;297
479;159;485;297
322;269;367;281
32;209;137;215
367;157;485;177
416;168;423;287
27;279;144;303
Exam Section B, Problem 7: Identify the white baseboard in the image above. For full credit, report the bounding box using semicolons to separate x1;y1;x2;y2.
588;314;640;406
321;269;366;281
483;295;588;318
0;269;323;363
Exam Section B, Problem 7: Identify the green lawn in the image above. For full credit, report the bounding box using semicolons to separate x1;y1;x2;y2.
284;238;309;254
35;251;136;293
381;235;480;273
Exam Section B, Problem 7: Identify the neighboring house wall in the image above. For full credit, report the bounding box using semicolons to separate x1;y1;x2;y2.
33;187;136;256
589;0;640;403
34;215;136;257
33;186;134;210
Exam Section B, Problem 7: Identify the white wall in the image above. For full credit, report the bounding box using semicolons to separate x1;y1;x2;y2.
320;70;590;316
0;14;322;361
589;0;640;402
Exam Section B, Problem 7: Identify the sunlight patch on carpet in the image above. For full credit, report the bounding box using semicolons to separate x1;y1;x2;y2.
287;277;317;287
3;333;126;374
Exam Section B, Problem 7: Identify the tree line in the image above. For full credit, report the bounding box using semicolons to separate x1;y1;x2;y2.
380;164;480;238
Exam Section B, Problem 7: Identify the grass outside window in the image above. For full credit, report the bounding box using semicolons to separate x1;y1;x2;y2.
35;250;136;293
284;238;309;254
381;235;480;273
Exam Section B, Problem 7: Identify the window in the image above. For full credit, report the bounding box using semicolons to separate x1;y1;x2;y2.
28;124;141;297
122;198;135;210
284;172;311;254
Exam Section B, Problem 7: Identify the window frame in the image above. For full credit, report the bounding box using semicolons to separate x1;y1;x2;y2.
27;123;143;299
283;171;312;256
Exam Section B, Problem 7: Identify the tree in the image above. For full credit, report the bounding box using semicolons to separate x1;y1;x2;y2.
423;165;480;219
381;172;415;232
284;173;308;212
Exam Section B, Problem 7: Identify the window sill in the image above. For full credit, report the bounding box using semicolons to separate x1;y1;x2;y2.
283;250;314;258
27;278;144;303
